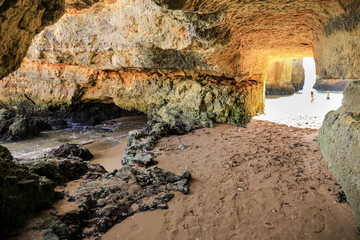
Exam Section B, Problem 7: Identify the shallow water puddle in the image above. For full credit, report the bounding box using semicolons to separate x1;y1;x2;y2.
2;116;147;158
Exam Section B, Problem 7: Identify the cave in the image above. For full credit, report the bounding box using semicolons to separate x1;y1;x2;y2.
1;0;360;239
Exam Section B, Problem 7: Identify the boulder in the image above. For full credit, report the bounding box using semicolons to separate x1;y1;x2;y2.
44;144;94;161
318;81;360;230
0;145;57;237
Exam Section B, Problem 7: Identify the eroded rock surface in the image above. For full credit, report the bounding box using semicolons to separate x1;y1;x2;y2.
0;146;58;237
9;124;191;239
314;1;360;80
0;0;65;79
318;81;360;229
265;59;305;95
2;61;264;127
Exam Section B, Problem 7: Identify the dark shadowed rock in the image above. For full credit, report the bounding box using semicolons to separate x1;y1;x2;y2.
0;145;57;237
45;144;93;161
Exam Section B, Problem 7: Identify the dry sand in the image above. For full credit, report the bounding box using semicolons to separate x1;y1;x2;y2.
101;119;359;240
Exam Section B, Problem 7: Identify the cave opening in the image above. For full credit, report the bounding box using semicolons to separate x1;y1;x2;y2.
255;57;343;128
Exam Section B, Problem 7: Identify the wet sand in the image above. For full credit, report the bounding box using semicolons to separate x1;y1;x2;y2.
101;119;359;240
12;119;359;239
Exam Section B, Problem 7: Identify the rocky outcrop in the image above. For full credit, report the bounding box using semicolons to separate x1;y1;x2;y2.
10;123;191;239
0;109;51;142
313;78;351;91
2;61;264;127
12;0;346;79
265;59;305;95
0;146;58;237
318;81;360;230
0;0;65;79
314;1;360;81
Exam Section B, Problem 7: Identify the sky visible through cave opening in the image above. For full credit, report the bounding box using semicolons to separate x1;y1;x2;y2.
254;57;343;129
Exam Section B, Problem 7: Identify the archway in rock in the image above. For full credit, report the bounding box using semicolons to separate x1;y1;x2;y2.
255;57;343;128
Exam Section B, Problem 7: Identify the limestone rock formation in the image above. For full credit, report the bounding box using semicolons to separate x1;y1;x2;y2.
1;61;264;127
313;78;351;91
265;59;305;95
0;0;65;79
314;1;360;80
318;81;360;229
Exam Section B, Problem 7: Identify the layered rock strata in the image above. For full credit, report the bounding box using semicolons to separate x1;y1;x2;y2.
0;0;65;79
1;60;264;128
318;81;360;229
265;59;305;95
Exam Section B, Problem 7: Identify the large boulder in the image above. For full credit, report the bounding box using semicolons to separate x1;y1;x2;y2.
0;110;51;142
0;145;57;237
318;81;360;229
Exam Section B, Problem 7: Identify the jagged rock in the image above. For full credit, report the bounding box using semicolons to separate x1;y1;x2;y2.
0;0;65;79
7;116;51;141
121;152;157;167
28;165;191;239
0;110;51;141
45;144;94;161
1;64;264;128
318;81;360;230
0;146;58;237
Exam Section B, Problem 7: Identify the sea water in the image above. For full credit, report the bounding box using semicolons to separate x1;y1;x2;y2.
3;116;147;158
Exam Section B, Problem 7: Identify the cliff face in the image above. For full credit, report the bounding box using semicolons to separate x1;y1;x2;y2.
0;0;65;80
314;1;360;80
265;59;305;95
2;60;264;127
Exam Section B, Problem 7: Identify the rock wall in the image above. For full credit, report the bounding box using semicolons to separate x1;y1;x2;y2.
26;0;225;73
0;0;65;79
265;59;305;95
314;1;360;80
1;60;264;127
318;81;360;229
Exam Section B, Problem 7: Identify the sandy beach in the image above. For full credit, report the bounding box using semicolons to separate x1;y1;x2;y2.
12;119;359;240
99;119;358;240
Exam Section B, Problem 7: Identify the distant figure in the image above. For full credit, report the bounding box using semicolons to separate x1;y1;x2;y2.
311;91;314;104
326;91;330;100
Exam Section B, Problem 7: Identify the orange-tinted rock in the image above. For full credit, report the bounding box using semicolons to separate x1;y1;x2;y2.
1;60;264;126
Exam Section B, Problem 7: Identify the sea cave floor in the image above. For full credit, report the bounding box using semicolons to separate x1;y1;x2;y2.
14;119;359;240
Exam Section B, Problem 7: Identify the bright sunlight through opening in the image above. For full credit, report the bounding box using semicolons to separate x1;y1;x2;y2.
254;57;343;129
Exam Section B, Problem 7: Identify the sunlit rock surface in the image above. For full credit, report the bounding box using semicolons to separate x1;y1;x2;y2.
0;0;65;79
314;1;360;80
1;60;263;127
319;81;360;229
265;59;305;95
